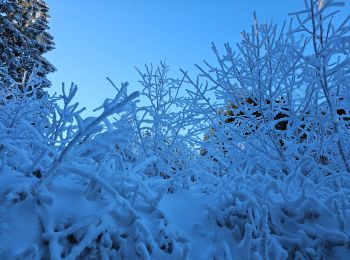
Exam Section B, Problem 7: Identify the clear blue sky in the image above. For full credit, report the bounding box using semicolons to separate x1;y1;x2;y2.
44;0;348;114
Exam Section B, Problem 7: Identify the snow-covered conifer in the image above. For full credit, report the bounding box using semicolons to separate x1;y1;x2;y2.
0;0;55;95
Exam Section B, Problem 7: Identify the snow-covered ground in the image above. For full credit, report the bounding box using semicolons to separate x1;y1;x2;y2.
1;167;349;259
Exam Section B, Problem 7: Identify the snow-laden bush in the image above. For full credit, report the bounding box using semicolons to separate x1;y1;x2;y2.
211;171;350;258
133;62;206;179
0;69;53;175
287;0;350;175
190;0;350;181
0;78;190;259
185;13;304;176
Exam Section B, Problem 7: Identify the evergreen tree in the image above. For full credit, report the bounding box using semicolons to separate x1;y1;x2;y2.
0;0;55;95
